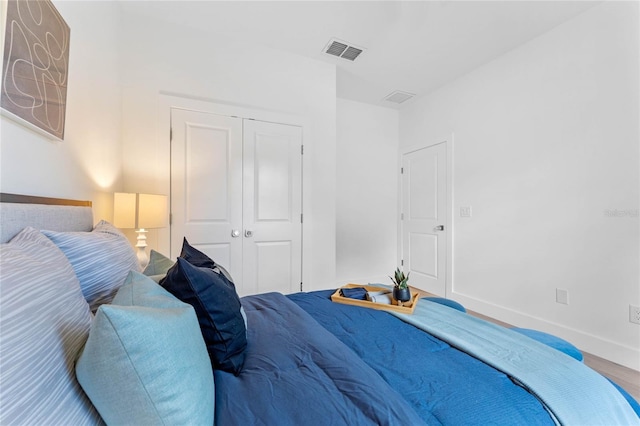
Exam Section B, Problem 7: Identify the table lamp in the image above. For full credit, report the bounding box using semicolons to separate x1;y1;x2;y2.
113;192;168;269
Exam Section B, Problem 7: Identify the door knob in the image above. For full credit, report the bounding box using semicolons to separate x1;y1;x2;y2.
434;225;444;231
245;230;253;238
231;229;240;238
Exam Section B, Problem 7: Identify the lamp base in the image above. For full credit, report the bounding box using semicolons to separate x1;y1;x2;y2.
135;228;149;270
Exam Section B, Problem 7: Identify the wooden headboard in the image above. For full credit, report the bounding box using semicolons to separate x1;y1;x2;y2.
0;193;93;243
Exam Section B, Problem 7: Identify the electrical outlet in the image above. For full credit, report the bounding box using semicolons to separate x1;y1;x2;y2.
630;305;640;325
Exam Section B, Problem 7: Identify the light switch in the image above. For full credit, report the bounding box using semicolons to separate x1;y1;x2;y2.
556;288;569;305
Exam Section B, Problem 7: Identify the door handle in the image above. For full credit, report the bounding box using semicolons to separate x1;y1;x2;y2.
434;225;444;231
245;230;253;238
231;229;240;238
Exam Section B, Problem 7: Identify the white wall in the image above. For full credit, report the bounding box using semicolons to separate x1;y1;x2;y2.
336;99;399;285
3;2;636;370
118;9;337;290
400;2;639;369
0;0;122;221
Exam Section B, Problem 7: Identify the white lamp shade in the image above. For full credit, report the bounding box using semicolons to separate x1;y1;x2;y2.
113;193;137;228
137;194;168;229
113;193;168;229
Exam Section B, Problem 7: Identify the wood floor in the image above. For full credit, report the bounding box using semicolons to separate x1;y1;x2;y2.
582;352;640;402
412;288;640;401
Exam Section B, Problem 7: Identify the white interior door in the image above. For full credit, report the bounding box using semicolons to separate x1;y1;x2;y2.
401;142;447;296
171;108;302;296
242;120;302;295
170;108;243;280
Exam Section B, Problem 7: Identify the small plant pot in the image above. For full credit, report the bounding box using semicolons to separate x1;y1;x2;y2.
393;287;411;304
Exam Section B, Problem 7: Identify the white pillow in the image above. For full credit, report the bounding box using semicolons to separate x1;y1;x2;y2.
0;227;102;425
43;220;140;311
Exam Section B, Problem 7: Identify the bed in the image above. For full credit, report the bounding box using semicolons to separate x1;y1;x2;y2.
1;194;638;426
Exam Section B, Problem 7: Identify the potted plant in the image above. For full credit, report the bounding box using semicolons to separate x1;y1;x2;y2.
389;268;411;305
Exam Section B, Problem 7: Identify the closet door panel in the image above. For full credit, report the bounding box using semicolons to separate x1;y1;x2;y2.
255;133;291;221
243;120;302;295
170;109;243;283
185;125;232;221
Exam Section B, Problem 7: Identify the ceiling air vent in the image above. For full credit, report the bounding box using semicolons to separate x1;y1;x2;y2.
323;38;364;61
384;90;415;104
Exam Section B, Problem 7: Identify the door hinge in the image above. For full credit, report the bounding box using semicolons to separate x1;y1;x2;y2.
300;213;303;223
300;282;303;292
301;145;304;155
401;259;404;266
401;167;404;174
169;127;172;142
401;213;404;220
169;213;172;226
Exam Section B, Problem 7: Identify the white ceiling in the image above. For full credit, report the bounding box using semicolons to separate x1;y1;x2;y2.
119;1;601;109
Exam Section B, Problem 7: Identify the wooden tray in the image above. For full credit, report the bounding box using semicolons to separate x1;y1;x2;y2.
331;284;419;314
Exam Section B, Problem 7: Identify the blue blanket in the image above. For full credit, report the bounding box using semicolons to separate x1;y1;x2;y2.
289;291;554;425
290;291;640;425
391;298;640;425
216;291;638;425
214;293;429;425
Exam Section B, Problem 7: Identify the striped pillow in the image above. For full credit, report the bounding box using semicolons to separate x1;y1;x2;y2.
0;227;102;425
43;220;140;311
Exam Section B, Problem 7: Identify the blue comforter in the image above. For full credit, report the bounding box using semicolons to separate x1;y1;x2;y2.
214;292;429;425
289;291;554;425
215;291;638;425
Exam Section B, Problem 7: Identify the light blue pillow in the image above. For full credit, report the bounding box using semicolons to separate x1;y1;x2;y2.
142;249;175;282
76;271;214;425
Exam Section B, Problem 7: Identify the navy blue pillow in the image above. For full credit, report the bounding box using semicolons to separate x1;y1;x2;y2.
160;257;247;375
180;238;236;285
180;238;216;269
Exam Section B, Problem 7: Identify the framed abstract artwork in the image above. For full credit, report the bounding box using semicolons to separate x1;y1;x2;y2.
1;0;70;140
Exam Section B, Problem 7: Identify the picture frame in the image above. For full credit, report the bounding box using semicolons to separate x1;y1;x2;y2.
1;0;70;141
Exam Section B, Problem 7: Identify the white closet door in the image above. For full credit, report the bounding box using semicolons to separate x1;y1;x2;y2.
242;120;302;295
170;108;243;283
171;108;302;296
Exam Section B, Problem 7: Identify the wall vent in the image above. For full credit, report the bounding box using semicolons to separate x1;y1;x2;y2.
323;38;364;61
383;90;415;104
